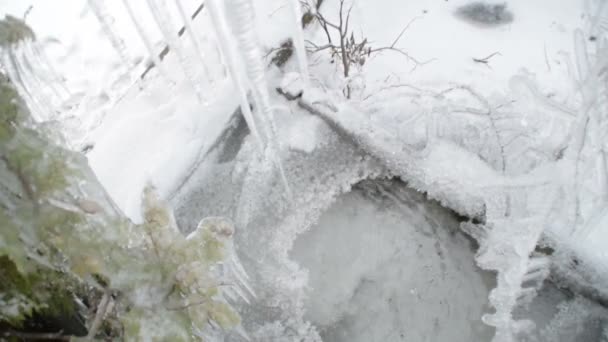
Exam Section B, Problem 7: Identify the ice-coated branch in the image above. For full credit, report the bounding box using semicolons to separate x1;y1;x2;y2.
88;0;132;71
288;0;310;85
226;0;293;198
174;0;213;87
122;0;174;84
146;0;204;101
206;0;265;151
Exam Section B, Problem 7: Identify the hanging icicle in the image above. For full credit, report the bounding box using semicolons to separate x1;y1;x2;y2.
88;0;133;72
288;0;310;86
206;0;265;151
146;0;205;102
476;184;557;342
174;0;213;87
121;0;174;84
226;0;293;199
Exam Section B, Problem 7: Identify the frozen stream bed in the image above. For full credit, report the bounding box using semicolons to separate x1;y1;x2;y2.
291;180;607;342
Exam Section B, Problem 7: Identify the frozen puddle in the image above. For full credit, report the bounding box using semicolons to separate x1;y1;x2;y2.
290;180;605;342
291;180;495;341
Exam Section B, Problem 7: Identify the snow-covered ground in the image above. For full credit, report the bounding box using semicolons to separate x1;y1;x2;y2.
2;0;608;340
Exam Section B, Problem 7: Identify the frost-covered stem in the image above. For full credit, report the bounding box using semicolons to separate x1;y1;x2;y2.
146;0;204;101
174;0;213;86
206;0;265;151
288;0;310;86
121;0;174;84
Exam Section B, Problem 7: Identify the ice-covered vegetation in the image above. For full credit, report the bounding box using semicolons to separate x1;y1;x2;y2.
0;16;250;340
1;0;608;341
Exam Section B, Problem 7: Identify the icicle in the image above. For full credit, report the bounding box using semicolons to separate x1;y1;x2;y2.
288;0;310;86
174;0;213;86
88;0;133;72
146;0;204;101
226;0;293;200
477;185;557;342
206;0;265;151
121;0;174;84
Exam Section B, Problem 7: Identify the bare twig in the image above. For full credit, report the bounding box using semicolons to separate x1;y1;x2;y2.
473;51;502;66
86;290;111;340
23;5;33;22
141;1;205;79
389;16;422;48
311;4;429;97
369;46;436;71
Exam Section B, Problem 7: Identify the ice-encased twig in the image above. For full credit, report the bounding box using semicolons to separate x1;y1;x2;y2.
206;0;265;151
88;0;132;71
288;0;310;86
174;0;213;87
121;0;174;85
226;0;293;200
146;0;205;101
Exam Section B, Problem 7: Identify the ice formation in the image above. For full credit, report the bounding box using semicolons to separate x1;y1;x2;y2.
88;0;133;72
122;0;174;84
476;185;557;341
146;0;204;101
211;0;292;197
288;0;310;86
174;0;212;87
206;0;265;151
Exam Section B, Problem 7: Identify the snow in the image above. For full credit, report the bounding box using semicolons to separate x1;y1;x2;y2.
88;78;237;222
285;115;324;153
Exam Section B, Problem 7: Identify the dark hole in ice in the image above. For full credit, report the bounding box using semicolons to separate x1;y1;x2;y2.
455;2;514;27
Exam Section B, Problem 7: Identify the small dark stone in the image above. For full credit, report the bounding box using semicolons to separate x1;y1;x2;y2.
455;2;514;27
589;35;597;42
